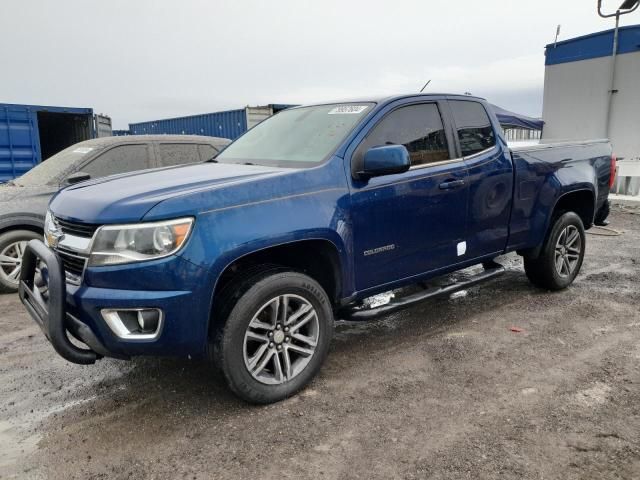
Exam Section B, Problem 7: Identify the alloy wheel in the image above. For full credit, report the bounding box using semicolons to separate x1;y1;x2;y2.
554;225;582;278
243;294;319;385
0;241;28;287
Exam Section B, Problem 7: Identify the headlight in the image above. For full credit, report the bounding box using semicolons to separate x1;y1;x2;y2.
44;210;65;248
88;218;194;267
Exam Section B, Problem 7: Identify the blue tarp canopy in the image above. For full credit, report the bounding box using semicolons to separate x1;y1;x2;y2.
489;104;544;130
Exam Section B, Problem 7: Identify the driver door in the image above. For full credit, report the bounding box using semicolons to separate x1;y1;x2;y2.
349;101;469;292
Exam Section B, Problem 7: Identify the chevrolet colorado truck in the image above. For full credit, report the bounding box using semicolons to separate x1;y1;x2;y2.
19;94;615;404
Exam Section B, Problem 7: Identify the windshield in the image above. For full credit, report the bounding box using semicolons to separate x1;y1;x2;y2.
217;103;373;167
15;144;100;186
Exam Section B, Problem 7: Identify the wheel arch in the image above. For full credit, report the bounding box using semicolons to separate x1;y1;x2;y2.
550;188;596;229
0;217;45;237
206;236;347;335
520;187;595;259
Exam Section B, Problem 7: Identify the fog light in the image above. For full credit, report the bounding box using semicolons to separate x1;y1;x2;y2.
101;308;163;339
136;310;160;333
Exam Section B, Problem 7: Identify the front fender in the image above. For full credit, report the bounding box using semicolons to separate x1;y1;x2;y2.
178;185;353;307
209;229;349;291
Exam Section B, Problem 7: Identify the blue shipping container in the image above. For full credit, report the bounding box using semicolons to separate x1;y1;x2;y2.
111;129;131;136
0;103;97;182
128;104;295;140
129;108;246;139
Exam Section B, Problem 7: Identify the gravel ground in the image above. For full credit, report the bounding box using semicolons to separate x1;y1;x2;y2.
1;207;639;480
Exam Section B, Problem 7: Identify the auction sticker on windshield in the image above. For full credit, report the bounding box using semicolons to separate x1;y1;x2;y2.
328;105;369;114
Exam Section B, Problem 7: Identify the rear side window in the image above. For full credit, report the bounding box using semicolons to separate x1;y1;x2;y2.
83;145;150;178
449;101;496;156
359;103;450;167
158;143;201;167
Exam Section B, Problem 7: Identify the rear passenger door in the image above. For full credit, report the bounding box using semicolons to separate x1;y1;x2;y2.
448;100;514;259
156;143;203;167
349;101;469;291
81;144;153;179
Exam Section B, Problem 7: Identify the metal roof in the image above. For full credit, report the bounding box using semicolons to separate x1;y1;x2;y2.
0;103;93;115
545;24;640;65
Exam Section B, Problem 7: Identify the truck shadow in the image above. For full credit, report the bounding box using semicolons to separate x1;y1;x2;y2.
28;266;572;468
61;269;533;413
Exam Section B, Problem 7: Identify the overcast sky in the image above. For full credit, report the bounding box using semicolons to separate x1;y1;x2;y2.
1;0;637;129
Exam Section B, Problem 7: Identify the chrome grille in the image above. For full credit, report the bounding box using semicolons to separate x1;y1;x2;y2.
56;248;88;284
55;217;100;238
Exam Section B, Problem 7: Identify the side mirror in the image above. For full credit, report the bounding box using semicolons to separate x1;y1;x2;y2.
65;172;91;185
356;145;410;179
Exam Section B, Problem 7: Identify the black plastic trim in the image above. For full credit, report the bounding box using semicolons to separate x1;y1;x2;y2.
18;239;99;364
342;262;505;320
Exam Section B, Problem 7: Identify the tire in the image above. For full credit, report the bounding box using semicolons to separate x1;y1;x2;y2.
594;200;610;226
0;230;42;294
524;212;585;291
213;269;333;404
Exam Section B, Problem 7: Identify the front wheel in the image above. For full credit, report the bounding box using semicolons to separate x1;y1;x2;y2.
0;230;42;293
524;212;586;290
213;270;333;404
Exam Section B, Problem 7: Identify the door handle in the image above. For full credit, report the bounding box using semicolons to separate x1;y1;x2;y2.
439;179;465;190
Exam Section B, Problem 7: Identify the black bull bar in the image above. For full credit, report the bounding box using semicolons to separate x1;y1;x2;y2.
18;239;103;365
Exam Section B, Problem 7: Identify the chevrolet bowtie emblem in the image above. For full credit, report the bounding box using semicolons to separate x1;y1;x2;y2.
46;227;64;249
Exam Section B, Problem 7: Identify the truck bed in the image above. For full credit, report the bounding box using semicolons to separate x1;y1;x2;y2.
507;137;612;253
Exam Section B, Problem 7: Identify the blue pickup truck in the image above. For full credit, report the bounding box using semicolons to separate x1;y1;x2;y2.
19;94;615;403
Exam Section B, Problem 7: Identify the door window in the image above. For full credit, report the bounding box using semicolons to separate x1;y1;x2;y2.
83;144;150;178
158;143;201;167
449;101;496;156
358;103;450;167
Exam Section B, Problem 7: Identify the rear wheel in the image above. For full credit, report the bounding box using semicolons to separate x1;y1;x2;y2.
594;200;610;226
0;230;41;293
524;212;585;290
213;269;333;404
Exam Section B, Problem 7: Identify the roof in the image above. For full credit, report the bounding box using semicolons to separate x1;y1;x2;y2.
545;24;640;65
75;134;231;148
291;95;543;130
288;93;488;110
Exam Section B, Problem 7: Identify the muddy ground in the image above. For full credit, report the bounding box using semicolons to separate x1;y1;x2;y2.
1;207;639;480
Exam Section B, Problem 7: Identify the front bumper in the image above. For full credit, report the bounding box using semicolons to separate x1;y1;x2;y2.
19;240;210;364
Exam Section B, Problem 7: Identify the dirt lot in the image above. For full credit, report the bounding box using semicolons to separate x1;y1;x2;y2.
1;207;639;480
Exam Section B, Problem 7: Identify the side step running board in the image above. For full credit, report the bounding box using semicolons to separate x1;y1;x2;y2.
342;262;505;321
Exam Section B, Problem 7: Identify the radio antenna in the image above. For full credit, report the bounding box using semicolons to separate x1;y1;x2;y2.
420;80;432;92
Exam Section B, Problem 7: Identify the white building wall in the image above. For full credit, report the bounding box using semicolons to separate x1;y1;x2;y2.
608;52;640;161
245;106;274;129
542;50;640;160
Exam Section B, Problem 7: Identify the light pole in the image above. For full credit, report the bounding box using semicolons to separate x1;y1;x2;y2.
597;0;639;138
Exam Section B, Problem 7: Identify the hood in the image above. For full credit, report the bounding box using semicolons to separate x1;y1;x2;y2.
49;162;287;224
